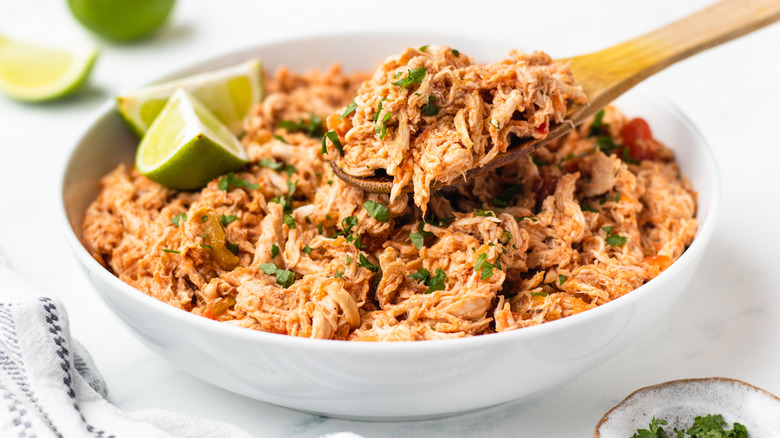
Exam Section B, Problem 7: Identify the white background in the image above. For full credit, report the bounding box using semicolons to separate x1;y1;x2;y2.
1;0;779;436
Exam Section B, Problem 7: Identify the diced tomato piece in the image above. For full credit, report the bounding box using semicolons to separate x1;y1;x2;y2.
535;121;548;135
621;118;655;160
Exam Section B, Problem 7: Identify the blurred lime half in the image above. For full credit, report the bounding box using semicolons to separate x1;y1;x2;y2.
136;88;249;190
67;0;176;42
0;36;98;102
117;58;263;136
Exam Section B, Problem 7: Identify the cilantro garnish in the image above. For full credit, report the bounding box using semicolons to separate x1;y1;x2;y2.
373;99;391;140
345;255;352;265
602;226;627;247
270;244;280;258
530;291;547;298
558;275;567;285
631;414;748;438
595;135;620;155
302;245;313;254
588;109;607;137
339;100;357;120
283;214;296;229
516;215;538;222
474;253;499;280
278;114;324;138
418;45;428;52
259;157;284;170
321;130;343;155
410;222;434;250
258;263;295;288
391;67;426;89
317;223;323;235
226;242;239;256
162;248;180;254
219;173;259;191
451;49;460;57
600;190;621;205
421;96;438;116
220;214;239;226
273;134;287;143
581;204;599;213
284;165;296;177
500;230;512;245
171;213;187;227
363;200;390;222
409;267;446;293
357;253;380;272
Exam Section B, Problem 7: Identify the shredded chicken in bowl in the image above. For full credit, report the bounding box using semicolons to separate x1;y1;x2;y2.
324;45;586;212
81;49;697;342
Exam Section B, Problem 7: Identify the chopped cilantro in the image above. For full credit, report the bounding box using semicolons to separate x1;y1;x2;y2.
220;214;239;226
581;204;599;213
171;213;187;227
531;155;547;167
410;222;434;250
357;253;379;272
162;248;180;254
259;157;284;170
321;130;343;155
418;45;428;52
451;49;460;57
409;267;446;293
363;200;390;222
602;226;627;247
339;100;357;120
558;275;567;285
500;230;512;245
226;242;239;256
317;223;323;235
284;165;297;177
219;173;259;191
283;214;296;229
474;253;498;280
595;135;620;155
588;109;607;137
600;190;621;205
273;134;287;143
516;215;538;222
271;244;280;258
258;263;296;288
278;114;324;138
302;245;313;254
391;67;426;89
631;414;747;438
530;291;548;298
373;99;391;140
421;96;438;116
606;234;627;247
345;255;352;265
201;216;208;223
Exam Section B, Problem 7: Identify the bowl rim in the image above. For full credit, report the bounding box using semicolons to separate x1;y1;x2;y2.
57;32;721;353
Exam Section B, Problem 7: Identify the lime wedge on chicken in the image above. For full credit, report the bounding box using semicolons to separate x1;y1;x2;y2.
0;35;98;102
118;58;263;136
136;88;249;190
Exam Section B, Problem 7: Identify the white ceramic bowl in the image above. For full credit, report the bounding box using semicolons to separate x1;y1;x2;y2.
58;33;720;420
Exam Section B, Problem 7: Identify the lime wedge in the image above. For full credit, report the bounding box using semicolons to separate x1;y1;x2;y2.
118;58;263;136
136;88;249;190
0;36;98;102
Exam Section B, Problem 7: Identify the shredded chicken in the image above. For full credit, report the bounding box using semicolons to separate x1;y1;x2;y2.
82;58;696;342
325;45;586;212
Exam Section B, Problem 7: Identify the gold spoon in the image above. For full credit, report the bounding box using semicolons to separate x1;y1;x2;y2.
332;0;780;194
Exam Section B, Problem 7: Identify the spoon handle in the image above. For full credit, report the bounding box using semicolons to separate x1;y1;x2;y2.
568;0;780;121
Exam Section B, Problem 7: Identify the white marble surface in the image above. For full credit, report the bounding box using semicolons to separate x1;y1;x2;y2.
1;0;779;436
